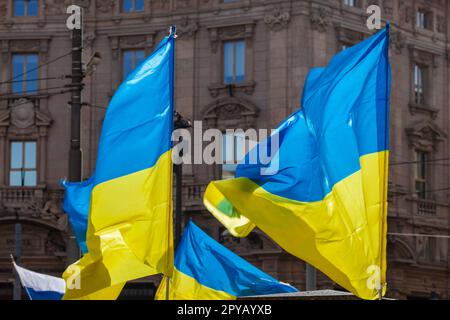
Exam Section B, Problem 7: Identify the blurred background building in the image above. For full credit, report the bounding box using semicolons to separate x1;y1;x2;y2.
0;0;449;300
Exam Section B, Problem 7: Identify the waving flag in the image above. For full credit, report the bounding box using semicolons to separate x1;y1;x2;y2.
203;27;390;300
13;261;65;300
61;177;93;254
62;35;175;300
155;221;298;300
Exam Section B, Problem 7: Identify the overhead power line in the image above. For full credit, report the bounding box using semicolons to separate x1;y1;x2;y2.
0;49;77;87
0;75;68;85
390;157;450;166
388;232;450;239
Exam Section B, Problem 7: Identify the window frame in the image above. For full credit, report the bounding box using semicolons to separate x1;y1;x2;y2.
121;0;144;13
11;53;39;95
121;48;146;80
8;140;38;187
413;64;426;106
416;9;433;30
222;40;246;85
414;150;428;199
13;0;39;17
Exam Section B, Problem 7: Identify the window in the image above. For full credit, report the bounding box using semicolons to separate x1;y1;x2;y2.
341;43;350;51
415;151;428;199
9;141;37;187
221;132;254;180
13;0;38;17
414;64;425;105
122;0;144;13
343;0;358;7
123;49;145;80
223;40;245;84
416;9;431;30
12;54;38;94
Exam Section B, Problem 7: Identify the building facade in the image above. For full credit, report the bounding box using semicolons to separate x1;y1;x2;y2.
0;0;449;299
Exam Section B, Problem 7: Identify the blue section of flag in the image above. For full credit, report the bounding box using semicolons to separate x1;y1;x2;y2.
61;178;93;254
60;37;176;254
13;262;65;300
176;221;298;297
236;26;390;202
25;288;64;300
93;36;174;187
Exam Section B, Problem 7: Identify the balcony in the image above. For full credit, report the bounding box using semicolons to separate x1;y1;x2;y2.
180;183;207;212
0;187;65;229
407;196;449;223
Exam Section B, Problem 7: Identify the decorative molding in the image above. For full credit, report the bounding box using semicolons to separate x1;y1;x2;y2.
334;23;365;46
390;29;406;54
177;16;198;39
208;81;255;98
207;22;255;53
202;96;259;131
406;120;446;152
408;102;439;119
310;7;329;33
96;0;115;14
264;7;291;32
10;99;35;129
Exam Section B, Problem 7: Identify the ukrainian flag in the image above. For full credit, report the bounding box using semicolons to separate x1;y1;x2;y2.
62;35;175;300
203;27;390;300
155;221;298;300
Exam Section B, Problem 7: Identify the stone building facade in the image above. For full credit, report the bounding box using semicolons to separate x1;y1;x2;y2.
0;0;449;299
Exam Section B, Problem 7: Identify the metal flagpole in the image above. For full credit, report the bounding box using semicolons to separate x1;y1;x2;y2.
378;23;391;301
165;25;178;301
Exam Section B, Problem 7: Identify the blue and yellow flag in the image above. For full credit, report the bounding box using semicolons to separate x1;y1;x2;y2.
155;221;298;300
203;27;390;300
62;35;175;300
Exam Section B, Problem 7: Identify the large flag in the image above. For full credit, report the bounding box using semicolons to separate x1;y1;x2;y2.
13;260;65;300
203;27;390;300
155;221;298;300
62;35;175;300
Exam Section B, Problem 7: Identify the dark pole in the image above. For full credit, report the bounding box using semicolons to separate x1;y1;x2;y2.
13;222;22;300
174;159;182;247
305;263;317;291
173;112;191;247
67;7;83;265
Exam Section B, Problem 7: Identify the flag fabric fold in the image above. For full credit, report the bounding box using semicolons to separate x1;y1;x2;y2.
13;261;65;300
62;35;175;300
155;221;298;300
203;27;390;300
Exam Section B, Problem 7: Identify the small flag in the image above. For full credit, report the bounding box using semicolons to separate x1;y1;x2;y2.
12;260;65;300
155;221;298;300
203;26;391;300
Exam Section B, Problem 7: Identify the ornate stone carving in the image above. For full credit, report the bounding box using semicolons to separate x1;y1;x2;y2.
202;97;259;130
84;30;96;48
45;230;66;255
382;0;394;18
264;7;291;32
208;23;254;53
10;99;35;129
436;16;446;33
178;17;198;38
390;29;405;54
406;121;446;152
96;0;115;14
208;81;255;98
310;7;329;33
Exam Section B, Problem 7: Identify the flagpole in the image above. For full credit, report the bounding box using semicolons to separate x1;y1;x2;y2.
379;23;391;301
164;25;178;301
